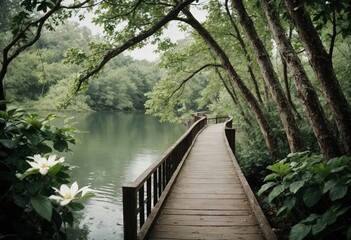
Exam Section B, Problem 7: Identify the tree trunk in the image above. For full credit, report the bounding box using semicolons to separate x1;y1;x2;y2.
283;0;351;156
261;0;341;159
0;68;6;111
224;0;263;104
231;0;304;153
181;9;279;159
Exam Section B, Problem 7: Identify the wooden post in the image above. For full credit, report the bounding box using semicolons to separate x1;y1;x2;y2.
139;185;145;226
225;128;236;154
146;177;152;216
123;186;137;240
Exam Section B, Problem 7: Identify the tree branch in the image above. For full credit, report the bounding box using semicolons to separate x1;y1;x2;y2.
74;0;196;92
165;63;223;103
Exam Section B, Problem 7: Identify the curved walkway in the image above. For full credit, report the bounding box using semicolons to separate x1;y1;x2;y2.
147;124;275;240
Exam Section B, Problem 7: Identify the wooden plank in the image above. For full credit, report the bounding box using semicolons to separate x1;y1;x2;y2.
155;215;258;226
163;199;250;211
175;178;239;184
168;193;246;200
161;209;253;218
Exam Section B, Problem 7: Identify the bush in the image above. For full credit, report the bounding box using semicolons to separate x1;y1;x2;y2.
0;108;93;240
259;152;351;240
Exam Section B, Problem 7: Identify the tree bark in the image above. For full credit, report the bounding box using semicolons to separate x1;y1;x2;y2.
181;9;279;159
224;0;263;104
283;0;351;156
261;0;341;159
231;0;304;153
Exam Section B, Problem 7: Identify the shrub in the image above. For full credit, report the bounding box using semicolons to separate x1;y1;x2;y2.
258;152;351;240
0;108;93;239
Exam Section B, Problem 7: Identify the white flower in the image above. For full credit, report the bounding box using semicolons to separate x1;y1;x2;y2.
26;154;65;176
49;182;92;206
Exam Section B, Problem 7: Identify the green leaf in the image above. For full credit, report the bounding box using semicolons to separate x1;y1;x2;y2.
37;143;52;153
14;196;27;208
48;163;63;176
68;202;84;211
23;130;40;145
62;211;74;226
268;185;285;203
302;214;318;224
0;139;17;149
54;140;68;152
258;182;277;196
267;162;290;175
289;223;311;240
52;208;63;229
312;218;327;235
276;206;288;216
284;197;296;210
329;184;348;201
289;180;305;194
323;179;338;194
26;182;44;195
321;210;336;225
30;195;52;221
264;173;279;181
303;187;322;208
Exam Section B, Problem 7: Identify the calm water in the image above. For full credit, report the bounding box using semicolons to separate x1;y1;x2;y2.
61;112;186;240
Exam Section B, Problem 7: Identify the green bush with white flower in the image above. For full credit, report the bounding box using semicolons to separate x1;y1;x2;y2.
0;108;93;239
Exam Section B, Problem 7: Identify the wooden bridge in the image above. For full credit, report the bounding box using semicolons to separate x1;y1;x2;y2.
122;116;276;240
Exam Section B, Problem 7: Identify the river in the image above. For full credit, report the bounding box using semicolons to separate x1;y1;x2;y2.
59;111;186;239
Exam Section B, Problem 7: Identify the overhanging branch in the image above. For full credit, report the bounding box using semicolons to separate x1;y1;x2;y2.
74;0;196;92
165;63;223;103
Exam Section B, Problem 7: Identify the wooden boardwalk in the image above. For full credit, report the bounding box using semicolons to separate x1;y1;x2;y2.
147;124;275;240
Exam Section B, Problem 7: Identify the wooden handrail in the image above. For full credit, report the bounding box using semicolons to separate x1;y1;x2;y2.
122;116;207;239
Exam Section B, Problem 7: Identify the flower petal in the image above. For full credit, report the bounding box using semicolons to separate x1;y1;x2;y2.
26;160;39;168
39;168;49;175
60;199;72;206
60;184;70;196
49;195;63;201
70;182;79;195
81;187;93;197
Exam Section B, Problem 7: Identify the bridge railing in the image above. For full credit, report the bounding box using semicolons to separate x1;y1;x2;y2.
122;116;207;239
206;115;230;124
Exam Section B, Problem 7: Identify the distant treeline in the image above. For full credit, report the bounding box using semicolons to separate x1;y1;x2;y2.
4;23;160;111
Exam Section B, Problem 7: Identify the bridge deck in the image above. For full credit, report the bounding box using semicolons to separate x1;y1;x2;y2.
147;124;272;240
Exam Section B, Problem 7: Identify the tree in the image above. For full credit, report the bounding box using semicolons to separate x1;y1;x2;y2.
231;0;304;153
283;0;351;155
179;8;279;159
260;0;340;159
0;0;95;110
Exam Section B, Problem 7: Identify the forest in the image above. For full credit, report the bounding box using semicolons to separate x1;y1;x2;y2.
0;0;351;239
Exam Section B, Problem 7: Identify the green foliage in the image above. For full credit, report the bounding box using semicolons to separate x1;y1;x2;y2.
0;108;93;239
259;152;351;239
86;57;160;111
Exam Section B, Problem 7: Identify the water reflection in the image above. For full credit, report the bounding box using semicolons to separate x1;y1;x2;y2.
63;112;186;240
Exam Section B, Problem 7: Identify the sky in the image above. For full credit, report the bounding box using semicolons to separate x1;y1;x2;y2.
76;4;206;61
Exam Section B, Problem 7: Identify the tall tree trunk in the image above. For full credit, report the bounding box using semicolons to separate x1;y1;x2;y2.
224;0;263;104
261;0;341;159
181;9;279;159
231;0;304;153
283;0;351;156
